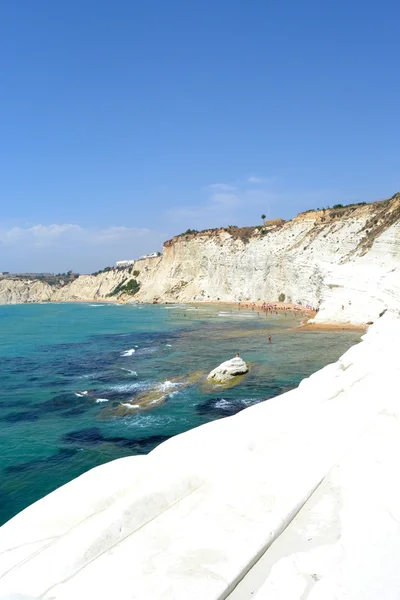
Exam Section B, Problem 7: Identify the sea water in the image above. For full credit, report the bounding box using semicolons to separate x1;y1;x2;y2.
0;302;361;525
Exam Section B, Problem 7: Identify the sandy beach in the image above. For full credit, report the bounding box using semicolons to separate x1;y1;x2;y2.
296;321;367;332
187;300;367;331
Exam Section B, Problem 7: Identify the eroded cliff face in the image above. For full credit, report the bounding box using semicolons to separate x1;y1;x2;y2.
133;195;400;324
0;279;53;304
1;196;399;324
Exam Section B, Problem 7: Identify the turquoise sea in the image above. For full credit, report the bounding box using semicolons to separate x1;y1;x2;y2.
0;302;361;525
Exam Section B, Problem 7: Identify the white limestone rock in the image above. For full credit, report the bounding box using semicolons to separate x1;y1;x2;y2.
0;279;53;304
207;357;249;383
1;196;399;328
1;311;400;599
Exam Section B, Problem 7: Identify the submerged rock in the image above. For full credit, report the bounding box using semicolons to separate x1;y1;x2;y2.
103;371;205;416
207;357;249;384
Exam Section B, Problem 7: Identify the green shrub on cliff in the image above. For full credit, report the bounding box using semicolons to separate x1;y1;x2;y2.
109;278;141;296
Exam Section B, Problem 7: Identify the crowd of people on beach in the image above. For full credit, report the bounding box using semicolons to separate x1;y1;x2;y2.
237;301;318;317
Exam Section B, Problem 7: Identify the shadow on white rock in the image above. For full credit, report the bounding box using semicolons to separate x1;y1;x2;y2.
207;357;249;385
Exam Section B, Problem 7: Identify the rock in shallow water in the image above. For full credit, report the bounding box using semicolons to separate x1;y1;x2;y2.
207;357;249;384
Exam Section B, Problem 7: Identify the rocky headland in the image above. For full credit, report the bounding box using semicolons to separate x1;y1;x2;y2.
1;193;400;326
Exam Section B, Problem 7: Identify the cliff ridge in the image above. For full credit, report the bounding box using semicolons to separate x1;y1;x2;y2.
1;195;399;325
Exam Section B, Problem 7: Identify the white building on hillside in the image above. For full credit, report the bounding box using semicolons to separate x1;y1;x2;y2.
115;260;136;267
116;253;160;267
139;252;160;260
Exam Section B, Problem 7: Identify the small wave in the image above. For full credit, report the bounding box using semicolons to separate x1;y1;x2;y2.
240;397;264;407
121;413;184;429
137;347;158;355
163;305;184;310
107;382;151;393
120;368;138;376
215;397;262;410
89;304;106;307
165;344;172;347
159;380;176;392
218;312;255;318
121;403;140;409
95;398;109;403
75;391;88;397
121;349;135;357
214;398;231;409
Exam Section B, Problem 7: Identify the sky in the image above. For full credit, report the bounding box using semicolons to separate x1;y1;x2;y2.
0;0;399;273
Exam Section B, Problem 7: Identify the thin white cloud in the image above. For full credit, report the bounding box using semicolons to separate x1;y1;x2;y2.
166;179;274;229
0;224;167;273
166;176;351;231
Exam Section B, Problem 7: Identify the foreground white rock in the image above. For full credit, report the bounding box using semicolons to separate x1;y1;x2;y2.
207;356;249;383
1;310;400;599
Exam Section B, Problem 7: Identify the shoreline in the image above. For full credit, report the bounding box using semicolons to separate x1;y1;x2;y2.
296;321;367;332
0;298;369;330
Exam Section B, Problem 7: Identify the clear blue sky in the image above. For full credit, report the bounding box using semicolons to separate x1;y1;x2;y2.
1;0;399;272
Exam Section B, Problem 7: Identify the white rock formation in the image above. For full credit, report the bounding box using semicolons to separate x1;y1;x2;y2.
1;196;399;328
207;357;249;383
1;310;400;599
0;279;52;304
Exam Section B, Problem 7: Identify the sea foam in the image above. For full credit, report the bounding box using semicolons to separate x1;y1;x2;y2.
121;349;136;357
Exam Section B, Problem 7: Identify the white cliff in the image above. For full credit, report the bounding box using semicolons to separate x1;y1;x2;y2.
51;269;131;302
132;196;400;328
1;310;400;599
1;195;399;327
0;279;53;304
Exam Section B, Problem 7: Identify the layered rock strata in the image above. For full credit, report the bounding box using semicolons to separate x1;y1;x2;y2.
1;195;399;325
1;310;399;599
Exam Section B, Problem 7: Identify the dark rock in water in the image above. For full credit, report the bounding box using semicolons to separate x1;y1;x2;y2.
197;397;264;418
49;447;80;463
108;434;171;454
0;399;32;410
62;427;171;454
197;398;240;418
2;410;40;423
4;358;38;375
40;392;90;415
63;407;89;417
48;380;69;387
5;447;78;474
97;388;137;401
62;427;105;445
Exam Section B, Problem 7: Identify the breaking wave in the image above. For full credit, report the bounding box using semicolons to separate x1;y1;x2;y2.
121;348;136;357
